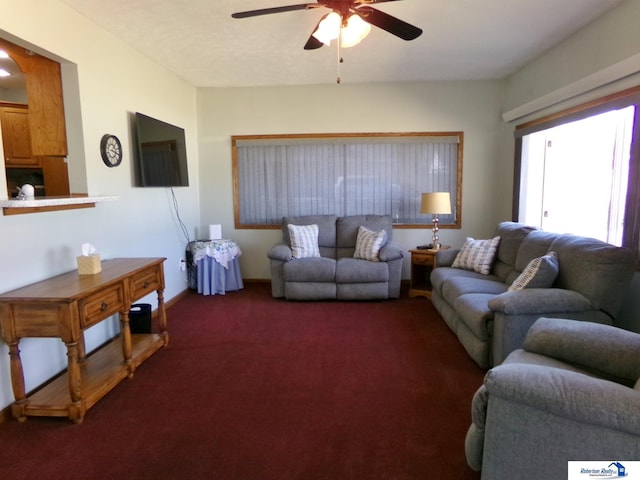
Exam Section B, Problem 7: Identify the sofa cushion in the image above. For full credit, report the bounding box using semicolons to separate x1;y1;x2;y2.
283;257;336;282
442;276;508;307
452;236;501;275
431;266;492;297
288;224;321;259
283;215;338;258
508;251;559;291
336;257;389;283
513;230;559;272
454;294;497;341
549;235;636;318
353;226;387;261
336;215;393;258
492;222;538;282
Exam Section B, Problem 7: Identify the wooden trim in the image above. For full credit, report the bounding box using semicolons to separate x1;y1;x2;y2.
515;84;640;132
3;202;95;215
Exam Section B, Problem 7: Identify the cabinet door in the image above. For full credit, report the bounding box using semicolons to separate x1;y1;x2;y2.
21;56;68;157
0;38;68;157
0;106;36;165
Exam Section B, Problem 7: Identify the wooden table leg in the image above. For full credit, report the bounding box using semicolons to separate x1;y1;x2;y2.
65;340;84;423
157;288;169;346
7;340;27;422
120;310;133;377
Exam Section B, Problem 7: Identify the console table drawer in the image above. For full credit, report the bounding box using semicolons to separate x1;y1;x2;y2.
130;267;162;299
80;284;126;328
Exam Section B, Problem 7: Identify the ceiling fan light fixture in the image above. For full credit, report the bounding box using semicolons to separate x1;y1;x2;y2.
312;11;342;46
340;13;371;48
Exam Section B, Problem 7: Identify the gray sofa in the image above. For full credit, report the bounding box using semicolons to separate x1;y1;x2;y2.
431;221;636;369
268;214;404;300
466;317;640;479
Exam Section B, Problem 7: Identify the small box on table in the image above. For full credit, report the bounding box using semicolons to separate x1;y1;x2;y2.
77;254;101;275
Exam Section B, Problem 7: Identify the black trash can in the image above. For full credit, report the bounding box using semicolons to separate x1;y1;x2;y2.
129;303;152;334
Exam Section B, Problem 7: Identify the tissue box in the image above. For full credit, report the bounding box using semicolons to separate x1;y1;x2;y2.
77;254;101;275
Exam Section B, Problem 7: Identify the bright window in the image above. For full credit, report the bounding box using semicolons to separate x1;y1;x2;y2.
514;86;640;263
518;106;634;245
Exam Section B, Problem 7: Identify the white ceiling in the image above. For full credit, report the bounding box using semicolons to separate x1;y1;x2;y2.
58;0;625;88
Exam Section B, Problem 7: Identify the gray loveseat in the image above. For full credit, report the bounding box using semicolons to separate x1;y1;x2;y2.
268;214;404;300
431;221;636;369
466;317;640;479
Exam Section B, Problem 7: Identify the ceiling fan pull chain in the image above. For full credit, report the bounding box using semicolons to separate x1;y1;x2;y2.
337;30;342;84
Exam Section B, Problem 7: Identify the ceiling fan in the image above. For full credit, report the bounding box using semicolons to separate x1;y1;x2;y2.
231;0;422;50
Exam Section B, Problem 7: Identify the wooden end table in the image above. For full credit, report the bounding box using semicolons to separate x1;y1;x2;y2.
408;247;449;299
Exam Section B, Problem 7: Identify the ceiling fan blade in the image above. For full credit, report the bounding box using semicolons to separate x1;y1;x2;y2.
304;18;325;50
232;3;318;19
356;0;404;4
304;35;325;50
356;6;422;41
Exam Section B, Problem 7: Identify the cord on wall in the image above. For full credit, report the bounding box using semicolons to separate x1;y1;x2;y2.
170;186;190;244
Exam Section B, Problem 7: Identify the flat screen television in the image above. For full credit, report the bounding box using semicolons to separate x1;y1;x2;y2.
133;112;189;187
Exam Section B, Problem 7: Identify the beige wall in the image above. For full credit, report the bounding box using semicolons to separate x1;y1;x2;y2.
197;81;507;280
0;0;200;409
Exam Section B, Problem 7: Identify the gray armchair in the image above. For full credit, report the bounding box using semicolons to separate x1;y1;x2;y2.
466;317;640;479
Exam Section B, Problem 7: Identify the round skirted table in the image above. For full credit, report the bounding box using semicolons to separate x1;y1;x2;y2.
186;239;243;295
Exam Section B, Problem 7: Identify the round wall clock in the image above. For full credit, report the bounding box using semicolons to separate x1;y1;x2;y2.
100;134;123;167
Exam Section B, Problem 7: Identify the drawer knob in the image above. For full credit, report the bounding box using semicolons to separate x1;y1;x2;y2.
143;280;150;288
100;301;108;311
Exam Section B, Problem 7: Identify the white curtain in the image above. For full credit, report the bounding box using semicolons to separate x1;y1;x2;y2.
237;137;459;225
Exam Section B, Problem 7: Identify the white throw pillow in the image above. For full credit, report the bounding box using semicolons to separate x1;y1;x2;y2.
508;251;559;292
451;236;501;275
353;226;387;262
287;224;321;259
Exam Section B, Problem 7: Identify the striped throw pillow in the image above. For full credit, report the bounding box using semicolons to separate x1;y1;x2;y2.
508;251;559;291
451;236;501;275
288;224;321;259
354;226;387;262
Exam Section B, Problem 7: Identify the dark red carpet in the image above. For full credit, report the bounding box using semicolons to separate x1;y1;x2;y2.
0;283;484;479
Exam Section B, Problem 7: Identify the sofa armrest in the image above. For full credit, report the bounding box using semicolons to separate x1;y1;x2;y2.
379;242;404;262
435;248;460;267
267;243;292;262
524;317;640;383
485;363;640;437
488;288;591;315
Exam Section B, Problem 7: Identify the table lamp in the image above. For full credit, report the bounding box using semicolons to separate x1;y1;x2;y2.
420;192;452;250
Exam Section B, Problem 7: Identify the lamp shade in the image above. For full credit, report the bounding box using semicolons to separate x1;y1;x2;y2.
312;11;342;46
340;14;371;48
420;192;452;215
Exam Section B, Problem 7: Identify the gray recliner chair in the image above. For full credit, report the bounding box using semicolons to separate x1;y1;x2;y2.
465;317;640;479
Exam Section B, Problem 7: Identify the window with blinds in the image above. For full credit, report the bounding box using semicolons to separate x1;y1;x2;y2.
232;133;463;228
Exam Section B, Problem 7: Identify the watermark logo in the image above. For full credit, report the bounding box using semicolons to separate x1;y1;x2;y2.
569;461;640;479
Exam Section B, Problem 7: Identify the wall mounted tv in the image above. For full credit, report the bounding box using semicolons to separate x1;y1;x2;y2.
134;112;189;187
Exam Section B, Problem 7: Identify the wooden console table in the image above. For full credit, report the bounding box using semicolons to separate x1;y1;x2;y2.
0;258;168;423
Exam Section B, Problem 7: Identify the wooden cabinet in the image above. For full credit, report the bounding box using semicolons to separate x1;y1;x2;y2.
0;258;168;424
0;105;34;165
0;38;68;157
